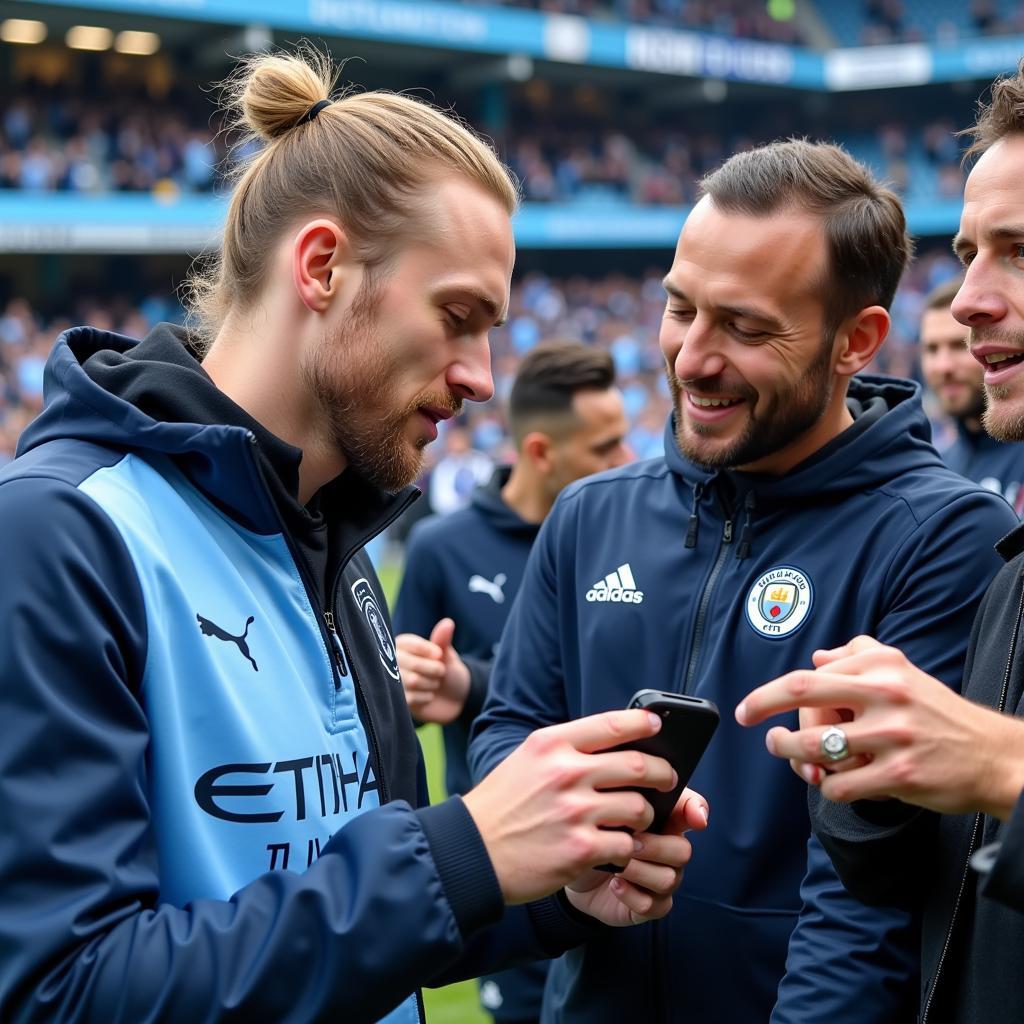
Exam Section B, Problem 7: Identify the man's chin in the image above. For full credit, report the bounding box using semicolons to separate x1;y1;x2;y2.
982;390;1024;443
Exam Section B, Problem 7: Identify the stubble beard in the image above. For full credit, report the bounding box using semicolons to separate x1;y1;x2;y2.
668;333;836;470
972;326;1024;442
303;284;460;492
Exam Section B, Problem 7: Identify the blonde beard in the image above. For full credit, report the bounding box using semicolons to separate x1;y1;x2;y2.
983;384;1024;442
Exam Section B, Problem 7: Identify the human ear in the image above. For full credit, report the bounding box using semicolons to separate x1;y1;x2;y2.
291;219;354;313
832;306;890;377
522;431;555;473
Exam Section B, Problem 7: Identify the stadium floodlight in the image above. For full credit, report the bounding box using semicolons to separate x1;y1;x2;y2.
1;19;47;44
66;25;113;51
115;30;160;56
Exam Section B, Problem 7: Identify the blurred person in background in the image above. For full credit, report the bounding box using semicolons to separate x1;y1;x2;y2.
0;48;705;1023
394;340;632;1024
920;274;1024;511
471;139;1016;1023
427;420;495;515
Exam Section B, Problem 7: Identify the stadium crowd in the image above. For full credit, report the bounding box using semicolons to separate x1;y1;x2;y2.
466;0;1024;45
0;88;970;207
465;0;807;43
0;244;962;470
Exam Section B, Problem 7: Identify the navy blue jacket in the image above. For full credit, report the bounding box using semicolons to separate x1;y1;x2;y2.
0;327;593;1024
394;467;539;797
471;377;1017;1024
942;418;1024;514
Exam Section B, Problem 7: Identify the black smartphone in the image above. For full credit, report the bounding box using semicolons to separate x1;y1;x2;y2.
609;689;719;836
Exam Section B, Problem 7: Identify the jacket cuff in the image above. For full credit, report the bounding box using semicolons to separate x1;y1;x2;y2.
416;796;504;938
524;890;606;957
977;788;1024;914
810;787;924;841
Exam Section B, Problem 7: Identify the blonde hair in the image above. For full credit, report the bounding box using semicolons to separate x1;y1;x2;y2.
184;46;519;347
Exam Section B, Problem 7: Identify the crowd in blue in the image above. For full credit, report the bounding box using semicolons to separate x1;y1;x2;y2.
0;244;962;468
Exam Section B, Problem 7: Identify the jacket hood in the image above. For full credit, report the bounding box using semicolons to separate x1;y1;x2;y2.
470;466;541;539
19;324;415;539
662;375;944;502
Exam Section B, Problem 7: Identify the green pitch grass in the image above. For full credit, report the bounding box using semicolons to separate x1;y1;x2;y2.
379;555;490;1023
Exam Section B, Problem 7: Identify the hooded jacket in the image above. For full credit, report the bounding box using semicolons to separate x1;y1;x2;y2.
810;518;1024;1024
942;417;1024;515
470;376;1017;1023
394;466;540;797
0;326;592;1024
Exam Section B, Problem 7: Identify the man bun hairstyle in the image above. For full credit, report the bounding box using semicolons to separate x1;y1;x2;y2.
699;139;913;339
184;45;519;349
508;341;616;446
961;57;1024;159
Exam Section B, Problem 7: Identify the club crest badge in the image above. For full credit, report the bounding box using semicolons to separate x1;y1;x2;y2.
351;577;400;679
744;565;813;640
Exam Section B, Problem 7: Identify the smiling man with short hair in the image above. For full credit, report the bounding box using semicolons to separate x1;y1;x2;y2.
471;139;1016;1024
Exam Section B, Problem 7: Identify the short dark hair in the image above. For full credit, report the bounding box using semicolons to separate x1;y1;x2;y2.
961;59;1024;159
699;139;913;337
508;341;616;446
923;275;964;312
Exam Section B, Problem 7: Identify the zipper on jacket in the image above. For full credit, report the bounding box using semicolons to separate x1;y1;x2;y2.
321;494;416;809
323;611;349;682
244;431;417;809
921;577;1024;1022
682;513;734;694
242;435;345;693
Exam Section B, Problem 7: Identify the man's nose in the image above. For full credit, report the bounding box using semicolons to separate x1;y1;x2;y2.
447;336;494;404
951;263;1009;329
673;317;727;382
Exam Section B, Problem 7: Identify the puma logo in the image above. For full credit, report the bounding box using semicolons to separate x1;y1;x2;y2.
197;614;259;672
468;573;507;604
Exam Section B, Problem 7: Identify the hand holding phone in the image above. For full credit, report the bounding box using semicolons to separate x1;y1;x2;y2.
592;689;716;873
609;689;719;835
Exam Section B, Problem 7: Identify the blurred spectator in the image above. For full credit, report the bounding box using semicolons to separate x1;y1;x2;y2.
427;423;495;515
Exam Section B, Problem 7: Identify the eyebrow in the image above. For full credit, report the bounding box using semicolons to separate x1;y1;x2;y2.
662;279;785;333
440;285;507;328
473;291;507;329
953;224;1024;259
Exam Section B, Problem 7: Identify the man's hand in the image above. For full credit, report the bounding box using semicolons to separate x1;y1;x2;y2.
396;618;470;724
564;788;709;927
735;634;1024;820
462;710;680;904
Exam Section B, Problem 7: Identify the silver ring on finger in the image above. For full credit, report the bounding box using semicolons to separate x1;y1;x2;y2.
820;725;850;763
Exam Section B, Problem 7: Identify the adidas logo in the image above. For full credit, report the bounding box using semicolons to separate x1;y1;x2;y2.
585;563;644;604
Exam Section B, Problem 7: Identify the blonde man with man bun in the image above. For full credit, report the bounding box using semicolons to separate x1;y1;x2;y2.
0;48;704;1023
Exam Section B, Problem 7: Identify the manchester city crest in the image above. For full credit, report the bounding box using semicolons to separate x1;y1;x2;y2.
744;565;813;639
351;577;401;679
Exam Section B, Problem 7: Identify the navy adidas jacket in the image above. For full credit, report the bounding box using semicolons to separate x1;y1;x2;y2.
0;326;594;1024
942;418;1024;515
471;377;1017;1024
394;467;539;797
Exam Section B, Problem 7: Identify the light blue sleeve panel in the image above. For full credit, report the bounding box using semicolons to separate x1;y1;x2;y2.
79;454;380;904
